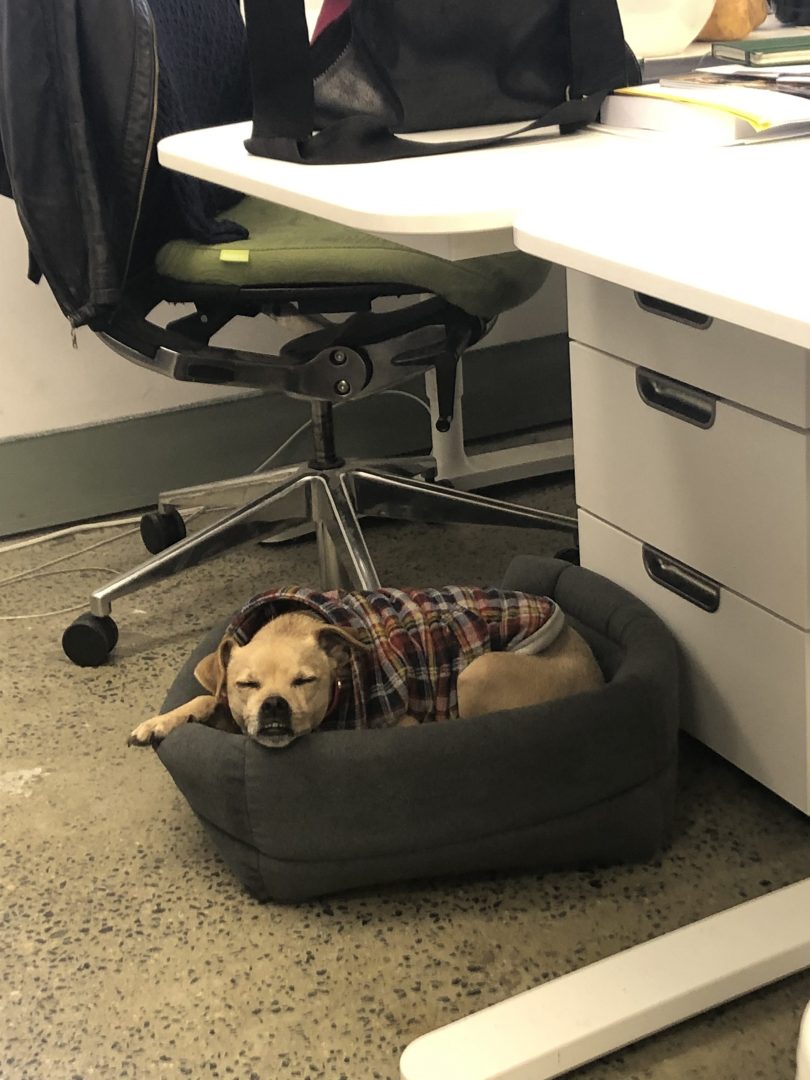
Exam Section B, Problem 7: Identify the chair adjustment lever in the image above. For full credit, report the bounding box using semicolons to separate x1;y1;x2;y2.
385;307;484;431
165;305;238;344
430;352;460;433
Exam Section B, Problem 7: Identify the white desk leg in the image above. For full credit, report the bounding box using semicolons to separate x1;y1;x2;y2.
400;879;810;1080
424;369;573;490
797;999;810;1080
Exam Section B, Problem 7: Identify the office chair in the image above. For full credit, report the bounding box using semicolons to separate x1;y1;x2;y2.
32;0;577;666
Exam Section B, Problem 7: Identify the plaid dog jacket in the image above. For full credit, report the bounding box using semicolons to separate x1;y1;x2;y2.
227;586;563;730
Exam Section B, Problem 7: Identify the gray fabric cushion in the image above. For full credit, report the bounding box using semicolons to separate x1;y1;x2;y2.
155;557;680;901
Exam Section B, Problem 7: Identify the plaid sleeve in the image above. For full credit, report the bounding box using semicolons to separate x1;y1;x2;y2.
448;587;560;653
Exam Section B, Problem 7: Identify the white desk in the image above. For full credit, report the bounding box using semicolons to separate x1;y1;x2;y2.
515;135;810;348
159;122;668;259
402;137;810;1079
159;121;613;488
159;124;810;1079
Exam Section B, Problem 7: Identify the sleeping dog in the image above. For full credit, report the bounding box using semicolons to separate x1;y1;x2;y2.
128;585;603;749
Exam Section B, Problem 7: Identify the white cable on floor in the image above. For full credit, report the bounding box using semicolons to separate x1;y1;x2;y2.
1;604;91;621
0;514;145;556
0;567;125;620
0;528;138;588
0;514;194;620
0;504;217;574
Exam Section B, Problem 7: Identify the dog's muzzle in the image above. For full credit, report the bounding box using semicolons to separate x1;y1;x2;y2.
258;695;293;736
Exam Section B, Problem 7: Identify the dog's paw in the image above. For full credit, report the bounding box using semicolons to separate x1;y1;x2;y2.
127;716;172;747
128;697;217;747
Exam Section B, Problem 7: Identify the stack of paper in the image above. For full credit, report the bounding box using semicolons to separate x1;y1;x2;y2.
598;70;810;144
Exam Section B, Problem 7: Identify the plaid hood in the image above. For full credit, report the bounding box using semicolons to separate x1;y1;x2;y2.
226;586;563;730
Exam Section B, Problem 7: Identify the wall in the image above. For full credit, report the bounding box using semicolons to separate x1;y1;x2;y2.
0;200;253;441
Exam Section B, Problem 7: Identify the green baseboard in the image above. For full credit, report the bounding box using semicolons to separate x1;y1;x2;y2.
0;335;570;536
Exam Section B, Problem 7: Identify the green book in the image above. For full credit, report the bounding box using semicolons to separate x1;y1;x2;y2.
712;35;810;66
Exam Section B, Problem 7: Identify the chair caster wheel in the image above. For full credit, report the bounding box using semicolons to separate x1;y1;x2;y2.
555;547;580;565
62;613;119;667
140;508;186;554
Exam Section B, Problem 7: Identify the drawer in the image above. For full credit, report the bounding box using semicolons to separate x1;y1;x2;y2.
567;271;810;428
578;510;810;814
570;342;810;629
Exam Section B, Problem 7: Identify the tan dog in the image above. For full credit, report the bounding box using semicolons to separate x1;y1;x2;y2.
128;607;603;749
128;612;359;748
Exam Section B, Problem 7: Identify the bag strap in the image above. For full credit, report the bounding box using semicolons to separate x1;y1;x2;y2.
568;0;635;99
243;0;313;143
243;0;632;165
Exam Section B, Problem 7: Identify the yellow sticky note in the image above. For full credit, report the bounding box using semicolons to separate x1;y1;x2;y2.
219;249;250;263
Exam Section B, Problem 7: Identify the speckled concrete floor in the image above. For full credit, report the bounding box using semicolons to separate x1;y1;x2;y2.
1;472;809;1080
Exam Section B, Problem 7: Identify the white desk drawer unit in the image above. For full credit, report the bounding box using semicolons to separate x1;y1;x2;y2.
567;271;810;812
570;342;810;629
567;271;810;428
578;511;810;814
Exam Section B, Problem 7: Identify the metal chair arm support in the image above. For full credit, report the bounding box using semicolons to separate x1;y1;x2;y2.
97;288;485;420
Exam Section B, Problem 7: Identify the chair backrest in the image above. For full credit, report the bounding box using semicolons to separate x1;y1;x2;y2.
0;0;251;328
137;0;252;264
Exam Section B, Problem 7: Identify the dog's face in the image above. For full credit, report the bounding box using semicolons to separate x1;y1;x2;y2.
195;611;365;748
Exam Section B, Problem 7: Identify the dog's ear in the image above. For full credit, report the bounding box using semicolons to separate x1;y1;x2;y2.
316;624;369;667
193;636;235;698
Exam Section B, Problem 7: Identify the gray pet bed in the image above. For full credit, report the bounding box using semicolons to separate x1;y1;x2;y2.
155;556;680;902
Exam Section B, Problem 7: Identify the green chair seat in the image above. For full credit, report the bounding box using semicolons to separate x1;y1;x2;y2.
155;197;550;318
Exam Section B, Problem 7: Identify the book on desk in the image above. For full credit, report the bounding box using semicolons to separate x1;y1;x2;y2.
712;33;810;66
598;67;810;144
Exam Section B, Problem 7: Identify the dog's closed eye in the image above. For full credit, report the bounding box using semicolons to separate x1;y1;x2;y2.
291;674;317;687
236;678;260;690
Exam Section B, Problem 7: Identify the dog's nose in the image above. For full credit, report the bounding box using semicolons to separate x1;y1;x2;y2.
259;695;291;727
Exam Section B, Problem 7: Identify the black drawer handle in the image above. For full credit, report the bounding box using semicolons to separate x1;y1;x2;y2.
634;292;713;330
636;368;716;429
643;545;721;613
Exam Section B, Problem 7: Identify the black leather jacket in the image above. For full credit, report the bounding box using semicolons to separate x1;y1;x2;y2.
0;0;250;329
0;0;157;327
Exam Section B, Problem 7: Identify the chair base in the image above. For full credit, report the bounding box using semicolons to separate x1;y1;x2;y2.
62;384;576;664
152;362;573;548
86;460;577;620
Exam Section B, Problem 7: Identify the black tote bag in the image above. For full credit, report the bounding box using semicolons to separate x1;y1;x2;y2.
243;0;638;165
